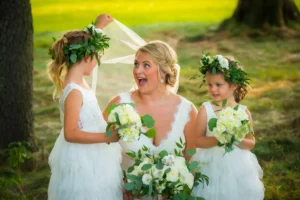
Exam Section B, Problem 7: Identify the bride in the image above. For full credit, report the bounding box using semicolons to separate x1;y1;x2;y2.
102;40;198;200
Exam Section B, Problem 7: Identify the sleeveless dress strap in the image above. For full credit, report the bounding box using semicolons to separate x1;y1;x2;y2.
238;104;247;111
59;83;84;111
119;92;133;103
202;102;216;121
171;96;192;139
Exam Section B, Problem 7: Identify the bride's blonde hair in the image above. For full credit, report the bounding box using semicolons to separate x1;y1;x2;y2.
47;30;90;99
136;41;178;87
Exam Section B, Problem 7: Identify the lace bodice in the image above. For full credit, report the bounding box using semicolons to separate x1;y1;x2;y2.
202;102;247;137
59;83;107;133
119;92;193;169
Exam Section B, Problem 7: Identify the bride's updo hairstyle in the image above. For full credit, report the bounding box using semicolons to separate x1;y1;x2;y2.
136;41;178;87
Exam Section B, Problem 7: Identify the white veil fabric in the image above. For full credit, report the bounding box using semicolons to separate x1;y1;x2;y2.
90;19;180;108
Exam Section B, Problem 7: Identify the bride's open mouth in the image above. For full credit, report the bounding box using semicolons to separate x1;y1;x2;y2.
138;78;147;87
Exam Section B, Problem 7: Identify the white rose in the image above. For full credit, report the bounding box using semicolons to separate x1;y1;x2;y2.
142;174;152;185
174;157;186;167
166;167;179;182
185;172;194;189
215;55;229;69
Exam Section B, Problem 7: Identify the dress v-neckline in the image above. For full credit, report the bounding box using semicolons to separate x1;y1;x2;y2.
128;93;183;148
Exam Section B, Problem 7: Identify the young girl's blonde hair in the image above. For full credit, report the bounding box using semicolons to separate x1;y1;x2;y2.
47;31;90;99
136;41;178;87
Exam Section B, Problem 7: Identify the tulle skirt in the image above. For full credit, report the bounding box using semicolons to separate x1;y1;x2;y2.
191;146;264;200
48;131;123;200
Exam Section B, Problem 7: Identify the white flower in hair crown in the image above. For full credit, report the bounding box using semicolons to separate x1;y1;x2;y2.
191;53;250;88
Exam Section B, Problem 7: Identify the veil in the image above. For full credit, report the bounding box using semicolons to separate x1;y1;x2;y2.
89;19;180;108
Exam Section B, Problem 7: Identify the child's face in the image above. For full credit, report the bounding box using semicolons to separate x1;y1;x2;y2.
133;51;161;94
83;54;99;76
205;72;236;104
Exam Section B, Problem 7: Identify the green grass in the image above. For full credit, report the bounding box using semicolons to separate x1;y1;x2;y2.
31;0;237;33
1;1;300;199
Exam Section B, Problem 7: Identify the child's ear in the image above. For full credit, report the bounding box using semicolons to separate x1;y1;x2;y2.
83;55;91;63
231;83;238;90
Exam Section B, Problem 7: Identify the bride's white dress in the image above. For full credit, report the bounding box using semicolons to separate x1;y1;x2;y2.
119;92;193;168
191;102;265;200
118;92;194;199
48;83;123;200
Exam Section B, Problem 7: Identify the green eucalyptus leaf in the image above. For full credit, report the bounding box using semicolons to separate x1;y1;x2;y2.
124;182;135;191
144;128;156;138
141;164;152;171
70;54;77;63
159;150;168;158
208;118;217;131
186;149;197;156
222;99;227;108
141;114;155;128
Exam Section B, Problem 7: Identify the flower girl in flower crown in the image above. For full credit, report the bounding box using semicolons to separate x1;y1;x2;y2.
191;54;264;200
47;14;123;200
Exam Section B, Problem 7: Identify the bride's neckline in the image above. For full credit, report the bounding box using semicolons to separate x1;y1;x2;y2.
128;92;183;148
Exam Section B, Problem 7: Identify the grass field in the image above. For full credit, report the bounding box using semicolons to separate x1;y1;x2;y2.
0;0;300;199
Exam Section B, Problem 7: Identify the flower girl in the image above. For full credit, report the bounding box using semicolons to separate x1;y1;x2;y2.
47;14;122;200
191;54;264;200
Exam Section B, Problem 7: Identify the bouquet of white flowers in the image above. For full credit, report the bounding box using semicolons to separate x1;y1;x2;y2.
106;103;156;142
208;102;253;153
124;138;208;200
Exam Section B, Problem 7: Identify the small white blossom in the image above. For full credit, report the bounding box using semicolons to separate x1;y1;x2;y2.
142;174;152;185
215;55;229;69
94;28;104;34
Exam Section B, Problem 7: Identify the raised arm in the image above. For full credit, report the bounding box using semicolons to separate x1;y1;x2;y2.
195;105;219;148
64;90;119;144
95;14;113;29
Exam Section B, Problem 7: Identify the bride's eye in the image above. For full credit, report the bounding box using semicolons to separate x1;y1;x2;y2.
144;64;150;68
134;62;139;68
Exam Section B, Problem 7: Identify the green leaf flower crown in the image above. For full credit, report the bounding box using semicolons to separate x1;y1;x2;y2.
48;22;110;67
192;53;250;88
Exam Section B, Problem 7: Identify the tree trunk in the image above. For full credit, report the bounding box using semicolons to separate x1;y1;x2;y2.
222;0;300;29
0;0;33;150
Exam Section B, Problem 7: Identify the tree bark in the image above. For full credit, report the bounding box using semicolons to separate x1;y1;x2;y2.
0;0;33;149
222;0;300;29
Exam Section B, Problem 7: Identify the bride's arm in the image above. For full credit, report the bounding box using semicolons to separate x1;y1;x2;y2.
195;105;219;148
102;96;120;121
183;104;198;161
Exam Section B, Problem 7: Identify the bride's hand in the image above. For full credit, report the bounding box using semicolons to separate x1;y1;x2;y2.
95;14;113;29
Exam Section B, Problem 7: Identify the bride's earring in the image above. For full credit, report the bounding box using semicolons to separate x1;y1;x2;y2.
160;79;164;83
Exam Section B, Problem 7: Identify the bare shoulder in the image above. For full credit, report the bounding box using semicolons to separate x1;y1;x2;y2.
65;89;82;103
177;94;197;109
109;95;121;105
